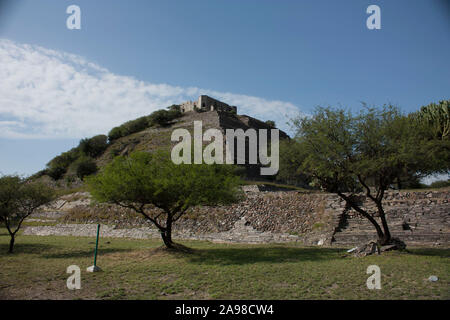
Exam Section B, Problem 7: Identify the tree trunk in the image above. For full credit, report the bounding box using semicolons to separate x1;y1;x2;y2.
8;235;15;254
160;215;174;248
338;193;385;242
337;189;393;248
367;217;385;242
376;202;391;245
396;176;402;190
161;230;174;248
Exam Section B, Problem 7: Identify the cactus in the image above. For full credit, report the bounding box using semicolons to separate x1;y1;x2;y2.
413;100;449;140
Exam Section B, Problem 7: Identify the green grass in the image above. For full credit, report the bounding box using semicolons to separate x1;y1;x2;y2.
0;231;448;300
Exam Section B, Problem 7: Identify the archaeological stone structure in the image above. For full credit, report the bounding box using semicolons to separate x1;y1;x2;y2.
180;95;237;114
26;188;450;247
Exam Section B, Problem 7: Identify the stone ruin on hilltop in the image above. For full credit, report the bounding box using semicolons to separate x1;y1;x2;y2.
180;95;238;114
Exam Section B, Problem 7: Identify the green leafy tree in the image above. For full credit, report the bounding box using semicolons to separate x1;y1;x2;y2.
290;105;448;246
0;176;55;253
277;139;312;187
87;151;242;248
79;135;109;158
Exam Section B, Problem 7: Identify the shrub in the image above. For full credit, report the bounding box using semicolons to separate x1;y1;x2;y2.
108;126;125;141
107;106;183;141
265;120;276;128
109;147;121;157
65;174;77;185
108;116;150;141
123;116;149;135
168;104;181;112
47;166;67;180
74;157;98;179
429;179;450;188
46;134;107;180
148;109;182;127
46;148;80;180
30;169;49;180
79;135;109;158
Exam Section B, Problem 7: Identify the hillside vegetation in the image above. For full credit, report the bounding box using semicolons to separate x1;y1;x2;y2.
33;105;183;184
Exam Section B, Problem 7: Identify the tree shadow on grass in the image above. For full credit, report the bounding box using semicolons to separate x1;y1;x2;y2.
0;243;132;259
407;248;450;258
0;243;53;255
186;246;344;266
41;248;133;259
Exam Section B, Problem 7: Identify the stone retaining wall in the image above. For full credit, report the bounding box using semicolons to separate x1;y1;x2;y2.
28;188;450;247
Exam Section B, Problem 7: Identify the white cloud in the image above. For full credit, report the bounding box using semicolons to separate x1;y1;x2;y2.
421;173;450;186
0;39;303;139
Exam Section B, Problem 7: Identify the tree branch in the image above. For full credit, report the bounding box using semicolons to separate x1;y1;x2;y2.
114;201;165;231
173;207;189;222
337;191;384;238
357;174;377;202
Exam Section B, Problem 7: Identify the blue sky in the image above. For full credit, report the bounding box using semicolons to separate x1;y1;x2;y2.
0;0;449;176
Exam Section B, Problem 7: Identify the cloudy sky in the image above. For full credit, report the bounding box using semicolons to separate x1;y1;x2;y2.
0;0;449;176
0;39;301;139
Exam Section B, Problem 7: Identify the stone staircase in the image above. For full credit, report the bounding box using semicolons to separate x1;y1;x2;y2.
331;191;450;246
